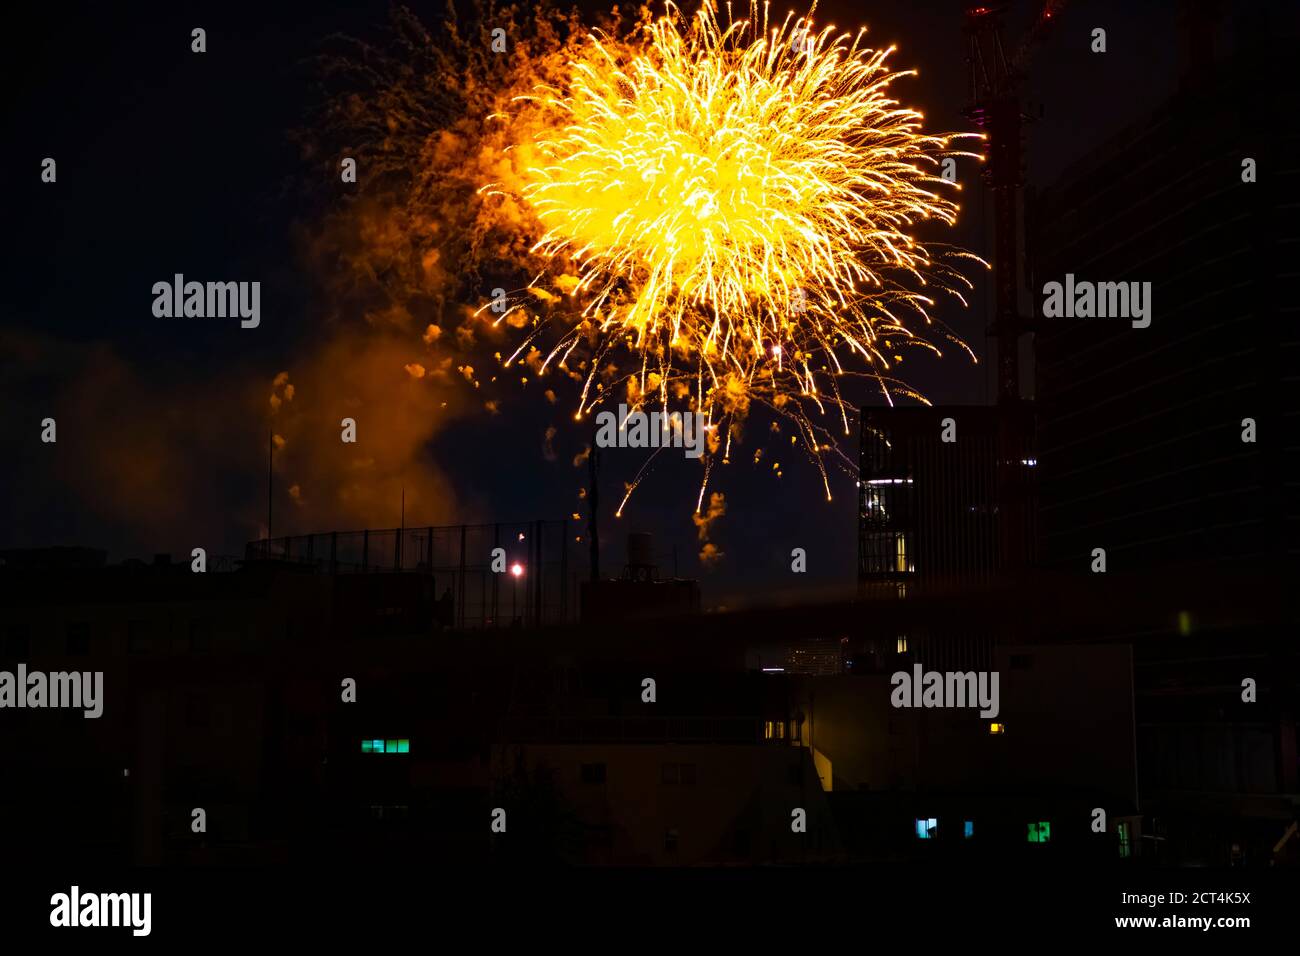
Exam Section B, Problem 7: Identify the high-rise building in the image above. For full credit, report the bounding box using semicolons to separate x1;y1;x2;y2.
857;405;1036;674
1028;6;1300;863
858;405;1036;597
1030;14;1298;569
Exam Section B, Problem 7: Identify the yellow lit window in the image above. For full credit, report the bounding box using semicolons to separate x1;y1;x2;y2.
989;722;1005;735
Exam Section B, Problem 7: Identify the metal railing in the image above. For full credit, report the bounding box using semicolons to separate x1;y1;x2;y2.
498;715;781;745
246;521;578;629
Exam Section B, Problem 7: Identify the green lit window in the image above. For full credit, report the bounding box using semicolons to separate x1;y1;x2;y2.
1027;821;1051;843
362;738;409;754
1117;821;1131;858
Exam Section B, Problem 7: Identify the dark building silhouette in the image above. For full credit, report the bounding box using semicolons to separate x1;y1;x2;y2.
1027;6;1300;864
1031;16;1298;570
3;545;1207;867
581;532;701;625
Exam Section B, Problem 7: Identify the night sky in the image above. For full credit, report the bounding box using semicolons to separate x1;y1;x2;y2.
2;0;1194;606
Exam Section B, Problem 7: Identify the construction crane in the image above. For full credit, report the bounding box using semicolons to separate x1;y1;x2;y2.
962;0;1066;569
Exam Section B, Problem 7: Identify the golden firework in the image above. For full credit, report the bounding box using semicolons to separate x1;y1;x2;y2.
489;0;984;505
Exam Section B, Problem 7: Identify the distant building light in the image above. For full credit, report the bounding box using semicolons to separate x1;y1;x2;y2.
761;667;785;673
896;636;908;654
989;722;1005;735
1177;611;1192;636
1027;821;1051;843
964;820;974;839
362;738;410;754
1020;458;1037;466
865;478;914;485
510;563;524;577
915;817;937;840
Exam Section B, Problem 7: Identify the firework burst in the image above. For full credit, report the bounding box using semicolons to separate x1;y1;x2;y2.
484;0;984;506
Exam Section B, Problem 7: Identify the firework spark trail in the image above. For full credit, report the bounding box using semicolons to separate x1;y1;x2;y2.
483;0;985;506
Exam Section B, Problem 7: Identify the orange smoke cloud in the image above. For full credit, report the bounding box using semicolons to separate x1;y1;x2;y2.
265;333;463;532
691;491;726;566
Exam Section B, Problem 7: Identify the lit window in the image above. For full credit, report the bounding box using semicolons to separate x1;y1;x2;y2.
361;738;409;754
764;720;774;740
1117;822;1131;859
989;722;1005;735
1027;821;1051;843
896;636;908;654
964;820;974;839
915;818;937;840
